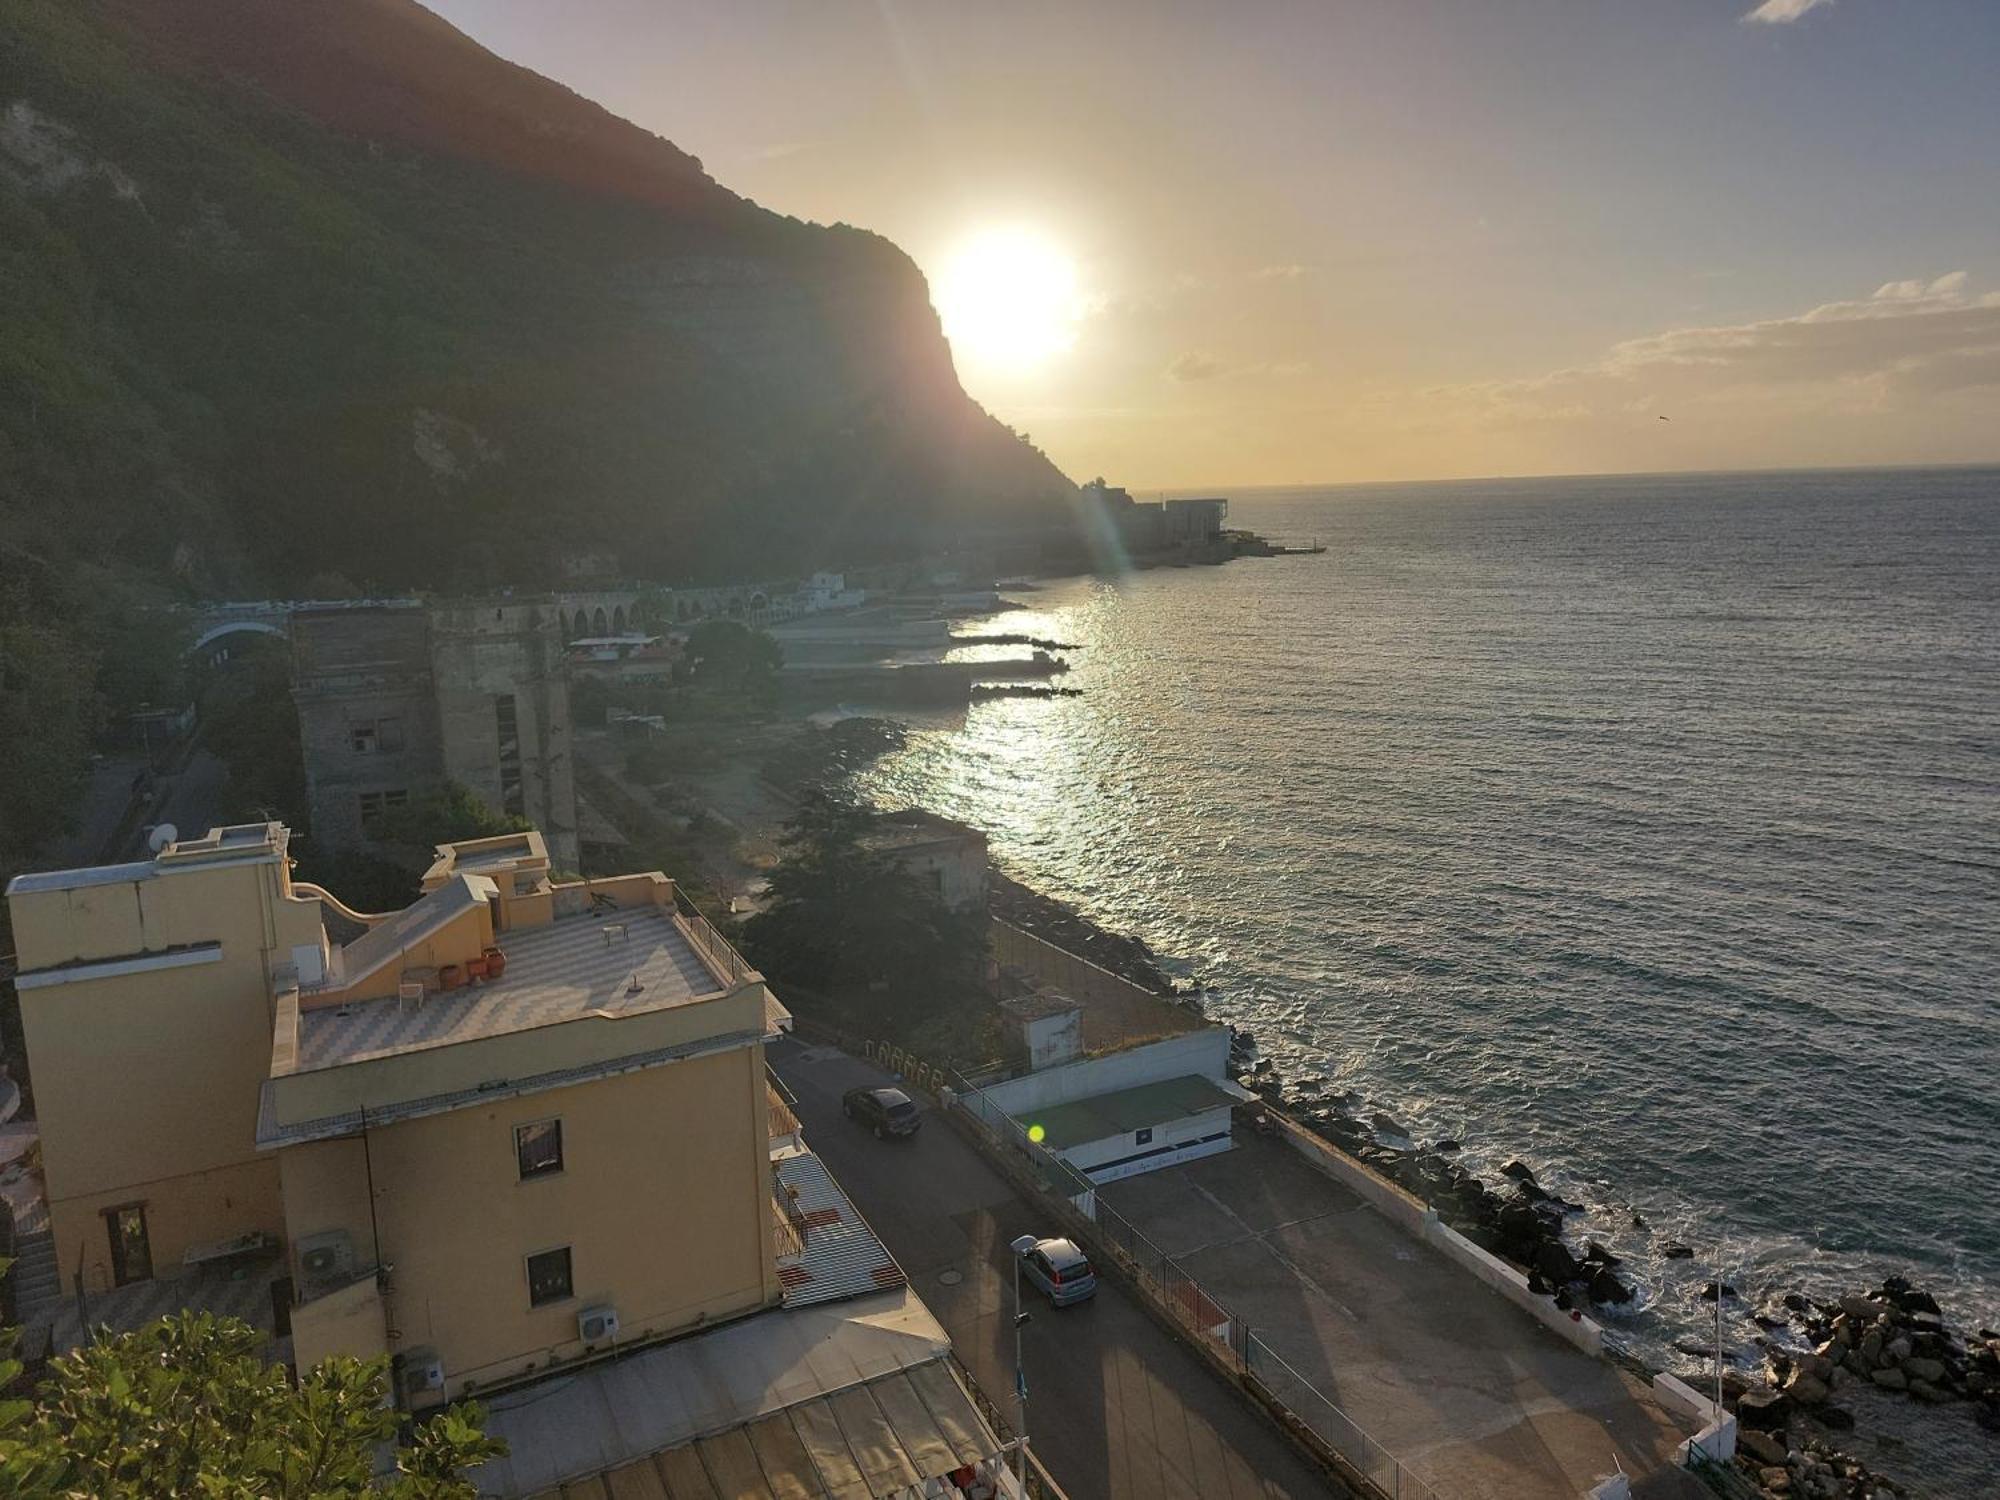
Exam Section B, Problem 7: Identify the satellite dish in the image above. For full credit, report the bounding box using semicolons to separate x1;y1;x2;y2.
148;823;179;853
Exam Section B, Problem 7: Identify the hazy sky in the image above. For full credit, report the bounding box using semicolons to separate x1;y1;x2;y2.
425;0;2000;487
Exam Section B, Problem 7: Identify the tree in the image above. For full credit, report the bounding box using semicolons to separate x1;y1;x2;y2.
743;792;986;1009
292;783;534;912
377;782;534;853
682;621;781;704
1;1312;503;1498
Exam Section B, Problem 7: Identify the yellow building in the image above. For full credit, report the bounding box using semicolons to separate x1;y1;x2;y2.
8;824;1023;1494
8;824;782;1397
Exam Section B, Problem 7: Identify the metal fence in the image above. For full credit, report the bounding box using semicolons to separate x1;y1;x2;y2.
1246;1334;1444;1500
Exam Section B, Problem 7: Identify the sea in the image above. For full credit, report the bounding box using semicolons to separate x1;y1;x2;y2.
860;466;2000;1379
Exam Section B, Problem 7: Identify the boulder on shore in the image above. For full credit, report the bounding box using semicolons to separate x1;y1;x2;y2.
1737;1427;1788;1467
1736;1389;1790;1430
1589;1266;1634;1305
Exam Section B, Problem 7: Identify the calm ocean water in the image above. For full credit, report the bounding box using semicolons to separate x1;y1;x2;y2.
863;466;2000;1369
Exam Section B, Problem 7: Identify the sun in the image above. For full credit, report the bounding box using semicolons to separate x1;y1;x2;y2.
934;226;1083;375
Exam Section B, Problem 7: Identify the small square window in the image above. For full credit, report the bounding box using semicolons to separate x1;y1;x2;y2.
516;1119;563;1180
350;722;378;754
1135;1127;1154;1146
527;1246;573;1308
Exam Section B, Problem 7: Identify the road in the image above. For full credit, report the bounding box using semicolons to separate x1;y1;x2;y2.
770;1038;1340;1500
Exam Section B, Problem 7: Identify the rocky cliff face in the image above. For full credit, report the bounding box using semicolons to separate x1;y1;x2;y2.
0;0;1074;595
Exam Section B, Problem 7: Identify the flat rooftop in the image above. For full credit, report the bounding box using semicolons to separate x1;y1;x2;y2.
1027;1074;1245;1150
295;904;727;1071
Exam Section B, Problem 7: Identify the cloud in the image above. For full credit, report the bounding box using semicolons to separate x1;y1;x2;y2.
1166;352;1314;383
1417;273;2000;430
1167;351;1226;382
1251;263;1310;281
1742;0;1835;24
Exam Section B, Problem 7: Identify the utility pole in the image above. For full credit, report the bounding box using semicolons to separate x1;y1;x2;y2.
1010;1234;1038;1490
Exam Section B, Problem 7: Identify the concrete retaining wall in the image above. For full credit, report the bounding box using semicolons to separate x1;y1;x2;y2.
1273;1115;1430;1237
988;921;1202;1050
1653;1374;1736;1464
1424;1222;1605;1358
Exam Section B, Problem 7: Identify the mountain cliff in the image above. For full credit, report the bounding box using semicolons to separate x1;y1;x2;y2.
0;0;1075;596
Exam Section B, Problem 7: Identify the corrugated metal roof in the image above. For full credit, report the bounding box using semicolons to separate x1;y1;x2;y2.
510;1364;1000;1500
772;1149;906;1309
476;1288;959;1497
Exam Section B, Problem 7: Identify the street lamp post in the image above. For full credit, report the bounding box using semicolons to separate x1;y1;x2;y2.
1010;1234;1038;1492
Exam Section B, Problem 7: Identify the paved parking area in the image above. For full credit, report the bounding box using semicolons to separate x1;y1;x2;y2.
1099;1136;1699;1500
770;1039;1341;1500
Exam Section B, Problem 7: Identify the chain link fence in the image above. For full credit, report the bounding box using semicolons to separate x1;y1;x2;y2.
1245;1333;1444;1500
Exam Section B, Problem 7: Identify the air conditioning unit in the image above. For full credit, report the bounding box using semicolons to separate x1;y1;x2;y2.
297;1230;354;1281
578;1304;620;1344
400;1348;445;1398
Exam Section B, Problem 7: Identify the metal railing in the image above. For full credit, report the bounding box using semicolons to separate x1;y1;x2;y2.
947;1353;1074;1500
671;885;751;984
1246;1334;1443;1500
767;1080;801;1141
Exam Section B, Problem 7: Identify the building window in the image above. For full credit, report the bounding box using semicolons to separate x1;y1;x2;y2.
349;718;405;755
357;789;409;834
1135;1127;1154;1147
105;1203;152;1286
515;1119;563;1180
527;1246;573;1308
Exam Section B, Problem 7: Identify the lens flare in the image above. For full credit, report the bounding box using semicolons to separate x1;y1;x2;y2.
934;226;1083;375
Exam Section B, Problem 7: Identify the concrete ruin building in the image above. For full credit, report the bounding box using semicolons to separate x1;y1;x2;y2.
291;601;580;869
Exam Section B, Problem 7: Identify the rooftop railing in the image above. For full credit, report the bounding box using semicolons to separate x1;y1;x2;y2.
671;885;753;987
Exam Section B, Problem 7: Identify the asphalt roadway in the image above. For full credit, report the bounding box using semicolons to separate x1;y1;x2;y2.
770;1038;1339;1500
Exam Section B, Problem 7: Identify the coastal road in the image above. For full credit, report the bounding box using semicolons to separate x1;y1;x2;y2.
769;1037;1339;1500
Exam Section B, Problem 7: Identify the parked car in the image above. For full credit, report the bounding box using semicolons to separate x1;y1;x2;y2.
842;1085;922;1139
1019;1237;1097;1307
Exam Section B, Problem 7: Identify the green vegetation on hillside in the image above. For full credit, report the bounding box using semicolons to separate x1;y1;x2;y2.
0;0;1073;934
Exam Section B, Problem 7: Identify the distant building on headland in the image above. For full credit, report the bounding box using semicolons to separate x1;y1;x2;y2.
291;601;579;869
1079;479;1231;563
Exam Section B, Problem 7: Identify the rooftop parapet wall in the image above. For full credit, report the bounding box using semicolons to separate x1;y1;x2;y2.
5;822;304;972
262;980;771;1137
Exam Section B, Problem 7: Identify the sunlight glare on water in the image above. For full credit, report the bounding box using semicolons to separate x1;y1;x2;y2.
862;466;2000;1368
